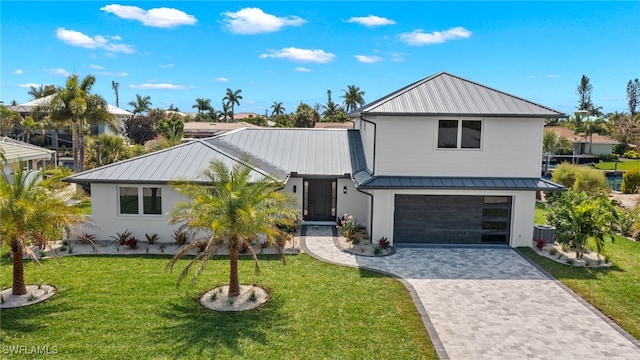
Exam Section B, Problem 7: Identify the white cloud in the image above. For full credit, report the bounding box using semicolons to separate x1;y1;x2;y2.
354;55;382;63
260;47;335;63
528;74;559;79
90;64;104;69
101;4;197;28
56;28;135;53
215;77;229;82
399;27;472;46
14;69;23;75
223;7;306;34
47;68;70;77
129;83;188;90
294;67;311;72
388;52;406;62
347;15;395;27
159;64;175;68
96;71;128;77
18;83;41;88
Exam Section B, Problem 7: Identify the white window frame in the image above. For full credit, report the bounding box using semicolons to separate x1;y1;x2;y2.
436;118;483;150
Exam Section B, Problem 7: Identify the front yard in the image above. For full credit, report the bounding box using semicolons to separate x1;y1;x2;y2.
527;203;640;339
0;253;437;359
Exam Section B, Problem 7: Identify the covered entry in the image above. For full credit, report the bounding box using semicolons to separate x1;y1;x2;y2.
393;195;512;245
303;179;337;221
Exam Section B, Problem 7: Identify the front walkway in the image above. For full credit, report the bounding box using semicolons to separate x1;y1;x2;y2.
301;225;640;360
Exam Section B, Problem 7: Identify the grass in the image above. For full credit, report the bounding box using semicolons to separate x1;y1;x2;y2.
0;253;437;359
523;204;640;339
594;159;640;171
73;200;91;215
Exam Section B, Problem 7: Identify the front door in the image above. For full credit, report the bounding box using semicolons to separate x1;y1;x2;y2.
304;179;336;221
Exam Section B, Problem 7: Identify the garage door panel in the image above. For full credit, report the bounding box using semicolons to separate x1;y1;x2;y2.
393;195;510;245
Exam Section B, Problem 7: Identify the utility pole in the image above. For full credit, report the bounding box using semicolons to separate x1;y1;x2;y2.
112;81;120;107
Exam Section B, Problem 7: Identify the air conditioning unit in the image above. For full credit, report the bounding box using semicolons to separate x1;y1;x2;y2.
533;224;556;244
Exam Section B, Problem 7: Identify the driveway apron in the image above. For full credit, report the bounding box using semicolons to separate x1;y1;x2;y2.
301;225;640;360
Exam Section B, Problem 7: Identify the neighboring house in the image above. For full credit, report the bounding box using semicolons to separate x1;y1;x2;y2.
1;137;55;182
314;121;355;129
10;95;133;147
65;72;565;247
544;126;618;156
183;121;259;139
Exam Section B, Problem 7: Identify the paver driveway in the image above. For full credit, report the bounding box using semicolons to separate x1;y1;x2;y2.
301;225;640;360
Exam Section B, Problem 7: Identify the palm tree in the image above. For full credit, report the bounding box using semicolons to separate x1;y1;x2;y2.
0;105;22;137
27;84;56;100
219;102;232;122
167;160;297;297
575;118;608;154
341;85;366;113
85;134;129;169
543;129;572;155
192;98;213;114
270;102;285;117
20;116;38;143
128;94;153;116
0;162;86;295
222;88;242;122
47;74;115;172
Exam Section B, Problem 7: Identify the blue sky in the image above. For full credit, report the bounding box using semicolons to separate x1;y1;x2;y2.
1;1;639;116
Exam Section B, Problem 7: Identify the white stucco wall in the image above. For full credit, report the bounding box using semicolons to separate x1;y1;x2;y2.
361;115;544;178
368;188;537;248
337;178;369;230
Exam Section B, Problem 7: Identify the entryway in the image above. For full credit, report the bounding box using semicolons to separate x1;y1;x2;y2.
303;179;336;221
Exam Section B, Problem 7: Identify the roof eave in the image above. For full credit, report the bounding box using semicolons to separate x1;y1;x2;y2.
358;111;567;118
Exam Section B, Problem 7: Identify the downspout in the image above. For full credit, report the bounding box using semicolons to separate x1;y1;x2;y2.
355;186;374;244
357;114;377;243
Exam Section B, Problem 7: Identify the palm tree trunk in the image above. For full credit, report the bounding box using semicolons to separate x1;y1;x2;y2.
12;246;27;295
71;120;79;172
79;122;85;173
228;244;240;297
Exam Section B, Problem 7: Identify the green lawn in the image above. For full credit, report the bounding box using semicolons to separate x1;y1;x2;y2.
0;254;437;359
594;159;640;171
73;199;91;215
524;204;640;339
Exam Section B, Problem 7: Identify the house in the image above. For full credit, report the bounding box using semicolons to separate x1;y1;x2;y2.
183;121;260;138
314;121;355;129
1;137;55;182
65;72;565;247
544;125;618;156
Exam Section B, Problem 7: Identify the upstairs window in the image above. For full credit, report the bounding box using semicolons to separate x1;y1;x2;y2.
437;120;482;149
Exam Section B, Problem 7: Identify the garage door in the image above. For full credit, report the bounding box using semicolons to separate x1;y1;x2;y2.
393;195;511;244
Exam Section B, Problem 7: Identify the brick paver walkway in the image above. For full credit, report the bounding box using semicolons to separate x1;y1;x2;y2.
301;225;640;360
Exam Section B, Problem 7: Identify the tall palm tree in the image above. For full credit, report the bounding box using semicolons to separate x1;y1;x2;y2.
128;94;153;116
167;160;297;297
222;88;242;122
270;102;285;117
0;105;22;137
341;85;366;113
543;129;572;155
85;134;129;169
575;118;608;154
0;162;86;295
27;84;56;100
192;98;213;114
47;74;114;172
219;102;232;122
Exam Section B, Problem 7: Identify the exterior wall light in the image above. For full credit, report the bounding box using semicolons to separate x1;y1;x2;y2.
343;186;347;194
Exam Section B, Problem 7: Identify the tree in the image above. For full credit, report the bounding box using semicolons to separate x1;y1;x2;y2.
47;74;115;172
627;78;640;115
271;102;285;117
192;98;213;114
0;105;22;137
293;102;320;128
167;160;297;297
27;84;56;100
547;190;615;259
341;85;365;113
156;116;184;140
124;116;157;145
19;115;38;143
575;75;602;116
606;112;638;145
0;162;86;295
575;118;608;154
222;88;242;122
167;104;180;112
219;102;232;122
112;81;120;107
85;134;129;169
543;129;572;155
128;94;152;115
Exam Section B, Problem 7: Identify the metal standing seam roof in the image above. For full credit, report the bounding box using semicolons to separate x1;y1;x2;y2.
353;72;566;118
213;128;354;176
354;175;565;191
65;140;287;184
0;137;54;162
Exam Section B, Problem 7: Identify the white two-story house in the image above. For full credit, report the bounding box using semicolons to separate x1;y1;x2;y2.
65;72;564;247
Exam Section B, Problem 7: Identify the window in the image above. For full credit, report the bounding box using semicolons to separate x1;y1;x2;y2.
119;186;162;215
437;120;482;149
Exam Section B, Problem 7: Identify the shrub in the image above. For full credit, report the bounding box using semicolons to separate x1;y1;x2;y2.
145;233;159;245
549;248;558;255
621;167;640;194
377;236;391;250
77;233;96;244
124;236;139;249
337;214;360;244
613;143;629;155
276;210;302;234
112;230;133;246
172;229;188;245
599;154;619;162
534;237;548;250
550;163;607;196
623;150;640;159
373;246;382;256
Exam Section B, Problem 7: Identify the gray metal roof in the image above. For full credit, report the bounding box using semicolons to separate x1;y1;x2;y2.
65;140;287;184
355;175;565;191
354;72;566;118
212;128;354;176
